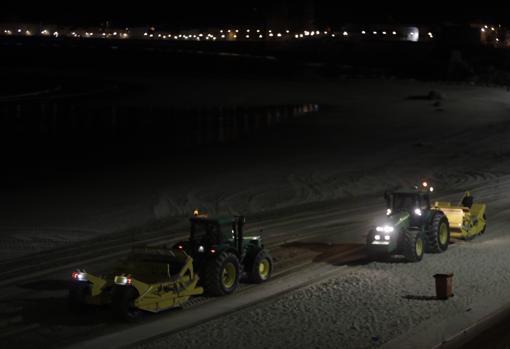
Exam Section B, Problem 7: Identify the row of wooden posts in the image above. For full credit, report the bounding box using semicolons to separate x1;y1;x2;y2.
0;102;319;147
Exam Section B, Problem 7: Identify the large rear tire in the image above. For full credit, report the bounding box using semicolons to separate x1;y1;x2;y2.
402;230;424;263
248;250;273;284
112;286;141;321
426;212;450;253
203;252;241;296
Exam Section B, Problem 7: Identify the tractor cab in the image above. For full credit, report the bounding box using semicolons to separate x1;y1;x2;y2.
386;191;430;215
385;181;435;220
188;215;252;257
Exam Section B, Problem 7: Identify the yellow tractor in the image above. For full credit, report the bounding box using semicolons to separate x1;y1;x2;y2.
433;191;487;240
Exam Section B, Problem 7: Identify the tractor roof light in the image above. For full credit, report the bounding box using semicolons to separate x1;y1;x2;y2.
414;208;422;216
386;208;392;216
429;187;434;192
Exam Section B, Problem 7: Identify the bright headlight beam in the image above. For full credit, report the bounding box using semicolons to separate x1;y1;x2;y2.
376;225;394;233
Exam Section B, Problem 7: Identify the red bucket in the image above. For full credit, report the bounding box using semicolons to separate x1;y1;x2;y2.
434;273;454;300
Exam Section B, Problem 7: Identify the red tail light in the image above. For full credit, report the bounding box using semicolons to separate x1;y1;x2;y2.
210;249;216;254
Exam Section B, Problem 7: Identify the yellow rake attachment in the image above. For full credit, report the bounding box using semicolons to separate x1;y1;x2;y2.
434;201;486;240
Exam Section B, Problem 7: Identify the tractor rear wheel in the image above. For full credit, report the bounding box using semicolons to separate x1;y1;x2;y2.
426;212;450;253
402;230;424;262
112;286;141;321
203;252;241;296
248;249;273;283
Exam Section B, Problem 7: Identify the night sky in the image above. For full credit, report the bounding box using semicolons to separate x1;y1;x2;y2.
1;1;506;28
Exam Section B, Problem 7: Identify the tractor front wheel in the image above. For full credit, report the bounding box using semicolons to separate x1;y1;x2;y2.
426;212;450;253
203;252;241;296
248;250;273;283
402;230;424;263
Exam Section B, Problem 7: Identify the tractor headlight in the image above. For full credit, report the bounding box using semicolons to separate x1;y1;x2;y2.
198;245;205;253
72;271;88;282
114;276;132;286
374;235;381;241
376;225;394;233
384;235;391;241
414;208;422;216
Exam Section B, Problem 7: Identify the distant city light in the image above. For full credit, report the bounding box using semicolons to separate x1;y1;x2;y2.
0;21;496;45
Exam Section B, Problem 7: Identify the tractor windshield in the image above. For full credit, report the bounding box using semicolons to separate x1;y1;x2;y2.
191;220;223;246
191;221;209;242
392;194;418;212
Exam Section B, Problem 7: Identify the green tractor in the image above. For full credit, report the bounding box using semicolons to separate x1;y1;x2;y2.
174;211;273;296
366;182;450;262
68;212;272;321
